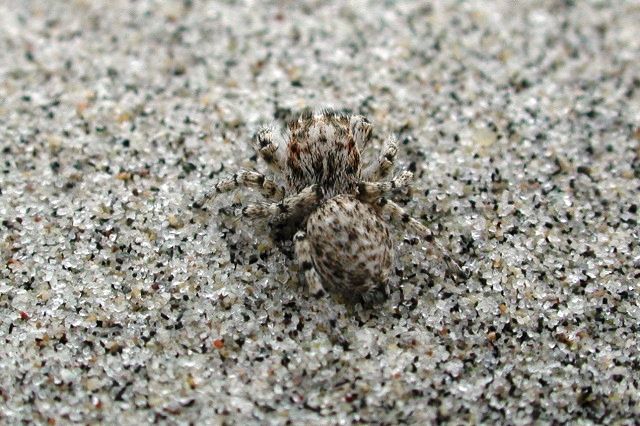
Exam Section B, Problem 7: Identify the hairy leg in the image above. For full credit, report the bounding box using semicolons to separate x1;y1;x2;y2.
252;126;286;173
361;135;398;181
192;170;284;208
241;184;322;221
349;115;373;151
357;171;413;202
372;197;467;281
293;231;326;297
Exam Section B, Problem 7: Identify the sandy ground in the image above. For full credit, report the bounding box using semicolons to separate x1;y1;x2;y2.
1;1;639;424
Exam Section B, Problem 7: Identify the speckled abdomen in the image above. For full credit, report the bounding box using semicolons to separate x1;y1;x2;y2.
306;195;393;299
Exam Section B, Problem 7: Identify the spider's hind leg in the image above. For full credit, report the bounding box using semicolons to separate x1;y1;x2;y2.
294;231;326;298
372;197;468;281
360;282;389;306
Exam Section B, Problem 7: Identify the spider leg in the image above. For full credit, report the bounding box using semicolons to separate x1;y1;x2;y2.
361;135;397;181
356;171;413;202
252;126;286;173
372;198;468;281
350;114;373;150
294;231;326;297
241;184;322;221
192;170;284;208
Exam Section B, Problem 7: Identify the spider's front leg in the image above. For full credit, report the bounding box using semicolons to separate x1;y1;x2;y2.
372;197;468;281
192;170;285;209
361;135;398;181
293;231;326;298
252;126;286;173
356;171;414;202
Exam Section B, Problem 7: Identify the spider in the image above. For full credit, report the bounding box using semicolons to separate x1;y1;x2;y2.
195;109;465;304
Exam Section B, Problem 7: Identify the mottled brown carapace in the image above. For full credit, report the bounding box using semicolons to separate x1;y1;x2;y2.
284;111;364;197
197;109;465;304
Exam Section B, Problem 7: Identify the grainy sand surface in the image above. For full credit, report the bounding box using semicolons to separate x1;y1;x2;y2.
1;1;639;424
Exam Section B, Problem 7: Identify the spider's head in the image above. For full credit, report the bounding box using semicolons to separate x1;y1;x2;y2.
284;110;370;196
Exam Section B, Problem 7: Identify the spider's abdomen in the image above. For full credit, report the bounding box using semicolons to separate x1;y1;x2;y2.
306;195;393;300
285;112;361;197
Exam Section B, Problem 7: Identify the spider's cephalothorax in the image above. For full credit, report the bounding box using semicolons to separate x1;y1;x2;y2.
196;109;465;304
282;110;370;197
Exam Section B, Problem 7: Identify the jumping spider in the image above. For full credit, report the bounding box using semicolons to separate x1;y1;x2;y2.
195;109;465;304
